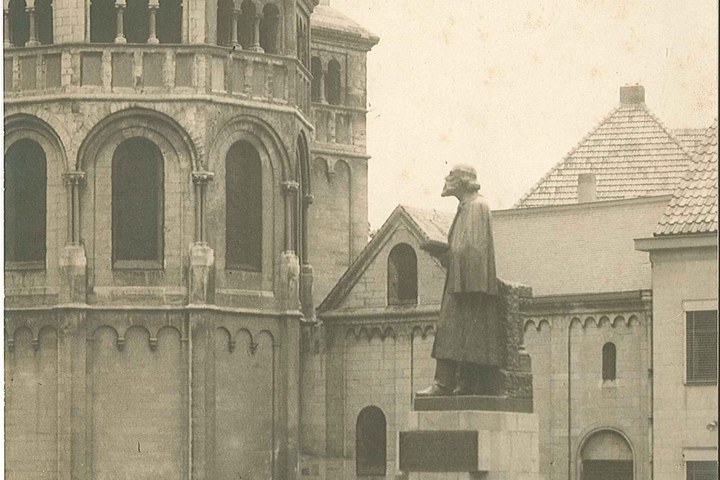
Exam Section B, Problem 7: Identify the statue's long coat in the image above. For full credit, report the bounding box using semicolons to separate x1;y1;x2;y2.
431;192;502;365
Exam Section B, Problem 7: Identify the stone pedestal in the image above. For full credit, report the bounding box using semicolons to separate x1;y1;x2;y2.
398;409;540;480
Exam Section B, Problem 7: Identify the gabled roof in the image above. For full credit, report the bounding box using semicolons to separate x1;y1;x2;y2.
319;205;429;312
311;5;379;45
320;197;669;311
398;205;454;243
655;120;718;236
515;86;693;208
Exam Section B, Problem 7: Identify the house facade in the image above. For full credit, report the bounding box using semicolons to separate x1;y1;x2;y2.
636;121;718;480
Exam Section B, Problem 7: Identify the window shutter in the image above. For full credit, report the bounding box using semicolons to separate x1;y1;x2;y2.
686;310;718;384
687;461;719;480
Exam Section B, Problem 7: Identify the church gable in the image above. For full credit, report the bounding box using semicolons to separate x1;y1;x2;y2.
319;206;447;313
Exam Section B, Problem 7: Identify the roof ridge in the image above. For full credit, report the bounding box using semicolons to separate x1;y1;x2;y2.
514;104;623;208
643;104;696;159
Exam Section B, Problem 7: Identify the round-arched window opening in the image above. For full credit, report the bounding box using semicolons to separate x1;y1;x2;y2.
388;243;418;306
602;342;617;381
4;139;47;266
225;140;263;271
112;137;164;268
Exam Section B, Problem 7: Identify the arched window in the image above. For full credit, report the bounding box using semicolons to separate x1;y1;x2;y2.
580;430;633;480
296;14;308;67
602;342;616;381
112;137;164;267
90;0;116;43
388;243;418;306
260;3;280;54
356;406;386;477
226;141;262;271
311;57;322;101
157;0;182;43
4;139;47;266
239;0;256;50
36;0;53;44
8;0;29;47
216;0;233;46
125;0;150;43
326;59;341;105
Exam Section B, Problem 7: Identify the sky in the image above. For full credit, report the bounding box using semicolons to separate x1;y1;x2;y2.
330;0;719;228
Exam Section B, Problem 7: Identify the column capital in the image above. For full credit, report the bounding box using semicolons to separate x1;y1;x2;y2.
192;170;215;185
115;0;126;7
303;193;314;206
63;170;86;186
148;0;159;8
281;180;300;195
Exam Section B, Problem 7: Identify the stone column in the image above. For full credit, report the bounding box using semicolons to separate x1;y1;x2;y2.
25;4;39;46
60;171;87;304
318;65;327;104
281;180;299;253
147;0;159;44
63;171;84;245
189;171;215;304
192;170;214;244
250;12;263;52
114;0;127;43
280;180;300;311
230;7;240;48
4;5;12;48
300;193;315;321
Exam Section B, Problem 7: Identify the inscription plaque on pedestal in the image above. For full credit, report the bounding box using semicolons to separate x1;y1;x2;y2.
399;430;480;472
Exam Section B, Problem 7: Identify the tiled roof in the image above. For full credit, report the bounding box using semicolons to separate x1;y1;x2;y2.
401;197;669;296
655;120;718;236
515;94;693;207
399;205;454;243
311;5;379;43
673;128;707;153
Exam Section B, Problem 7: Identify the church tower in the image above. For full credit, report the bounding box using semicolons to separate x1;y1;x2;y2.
4;0;374;478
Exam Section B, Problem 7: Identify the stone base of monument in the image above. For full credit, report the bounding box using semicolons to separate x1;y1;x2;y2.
397;406;540;480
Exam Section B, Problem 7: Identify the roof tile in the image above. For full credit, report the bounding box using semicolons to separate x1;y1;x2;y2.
655;120;718;236
515;100;694;207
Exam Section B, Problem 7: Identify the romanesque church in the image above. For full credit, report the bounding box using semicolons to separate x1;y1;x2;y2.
4;1;717;479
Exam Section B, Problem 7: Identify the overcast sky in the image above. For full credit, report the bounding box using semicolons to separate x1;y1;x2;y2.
330;0;719;228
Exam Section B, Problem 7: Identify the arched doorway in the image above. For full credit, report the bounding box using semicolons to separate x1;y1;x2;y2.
580;429;633;480
356;406;386;476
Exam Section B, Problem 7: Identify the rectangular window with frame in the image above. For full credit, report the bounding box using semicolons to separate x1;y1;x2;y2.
687;460;718;480
686;310;718;385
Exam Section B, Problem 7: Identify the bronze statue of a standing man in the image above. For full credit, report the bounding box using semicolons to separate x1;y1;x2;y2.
417;164;502;396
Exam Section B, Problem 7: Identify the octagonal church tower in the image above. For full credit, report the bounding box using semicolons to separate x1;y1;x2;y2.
3;0;376;478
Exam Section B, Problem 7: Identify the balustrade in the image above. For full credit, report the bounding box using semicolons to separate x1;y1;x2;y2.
4;43;312;115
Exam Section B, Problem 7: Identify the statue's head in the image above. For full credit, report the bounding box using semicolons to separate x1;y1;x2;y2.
442;164;481;198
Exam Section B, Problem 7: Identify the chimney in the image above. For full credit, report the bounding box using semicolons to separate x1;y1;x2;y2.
578;173;597;203
619;85;645;104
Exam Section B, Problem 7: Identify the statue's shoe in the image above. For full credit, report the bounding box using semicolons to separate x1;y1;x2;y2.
452;386;474;396
415;384;453;397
